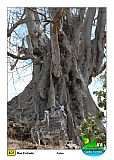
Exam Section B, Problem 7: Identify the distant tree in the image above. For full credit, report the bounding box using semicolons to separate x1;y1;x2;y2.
93;70;106;111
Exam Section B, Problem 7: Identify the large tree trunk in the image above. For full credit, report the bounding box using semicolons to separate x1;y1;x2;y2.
7;7;106;148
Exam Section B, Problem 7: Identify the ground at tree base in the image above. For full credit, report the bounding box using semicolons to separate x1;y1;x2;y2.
8;138;79;150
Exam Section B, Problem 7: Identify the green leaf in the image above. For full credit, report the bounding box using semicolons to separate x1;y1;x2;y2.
98;101;105;108
97;111;104;120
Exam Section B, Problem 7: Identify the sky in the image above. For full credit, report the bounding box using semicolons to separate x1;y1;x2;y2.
8;61;32;101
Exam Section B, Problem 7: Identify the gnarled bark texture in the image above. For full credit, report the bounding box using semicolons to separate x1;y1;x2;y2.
7;7;106;148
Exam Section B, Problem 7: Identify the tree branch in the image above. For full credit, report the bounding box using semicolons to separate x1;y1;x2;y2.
27;7;47;21
7;51;30;60
99;61;106;74
7;18;26;37
7;51;42;66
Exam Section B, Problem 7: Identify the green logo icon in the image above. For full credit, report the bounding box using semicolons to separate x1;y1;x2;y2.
82;138;106;157
82;137;89;144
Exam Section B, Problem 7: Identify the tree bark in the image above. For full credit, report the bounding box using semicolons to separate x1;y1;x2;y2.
7;7;106;147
